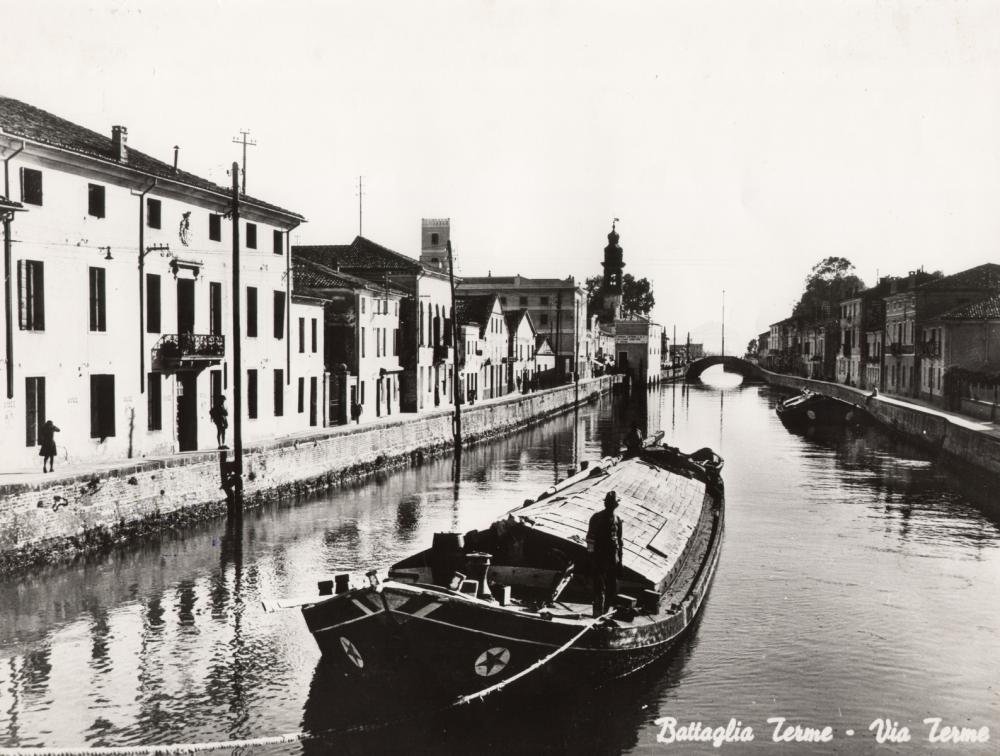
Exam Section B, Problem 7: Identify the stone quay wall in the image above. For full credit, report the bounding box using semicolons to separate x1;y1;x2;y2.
761;369;1000;477
0;376;616;573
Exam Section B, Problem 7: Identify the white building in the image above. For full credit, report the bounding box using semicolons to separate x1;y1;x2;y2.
294;234;456;414
505;309;537;393
0;96;315;471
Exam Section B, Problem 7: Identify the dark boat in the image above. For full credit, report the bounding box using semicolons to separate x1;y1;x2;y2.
299;433;725;706
776;390;862;428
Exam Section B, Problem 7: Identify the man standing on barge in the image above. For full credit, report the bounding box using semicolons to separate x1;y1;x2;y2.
587;491;624;617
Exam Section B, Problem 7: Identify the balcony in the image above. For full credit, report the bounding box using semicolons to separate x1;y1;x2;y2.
152;334;225;371
920;341;941;359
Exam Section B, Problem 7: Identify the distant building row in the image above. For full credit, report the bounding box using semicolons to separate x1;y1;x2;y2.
755;263;1000;412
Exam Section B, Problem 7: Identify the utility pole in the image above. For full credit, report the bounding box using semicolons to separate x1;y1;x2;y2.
447;239;462;449
721;289;726;356
229;161;244;503
357;176;364;236
232;130;256;195
672;324;677;367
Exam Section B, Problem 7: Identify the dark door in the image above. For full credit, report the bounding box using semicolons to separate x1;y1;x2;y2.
309;377;318;427
210;370;222;407
177;279;195;334
177;374;197;451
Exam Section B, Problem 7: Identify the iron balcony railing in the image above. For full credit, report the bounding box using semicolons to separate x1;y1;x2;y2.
152;333;225;369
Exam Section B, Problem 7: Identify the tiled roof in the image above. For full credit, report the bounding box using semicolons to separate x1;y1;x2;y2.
535;335;554;352
294;236;423;275
935;292;1000;321
292;255;389;294
455;294;498;332
460;275;577;290
920;263;1000;293
504;308;528;332
0;96;303;221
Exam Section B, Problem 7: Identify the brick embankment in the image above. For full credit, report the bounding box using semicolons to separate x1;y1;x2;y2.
760;369;1000;478
0;376;616;574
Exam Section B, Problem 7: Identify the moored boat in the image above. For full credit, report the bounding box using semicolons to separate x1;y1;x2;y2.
776;390;862;428
299;433;725;705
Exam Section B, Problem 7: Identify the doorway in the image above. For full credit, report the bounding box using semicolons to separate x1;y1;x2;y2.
177;279;195;334
309;377;318;426
177;373;198;451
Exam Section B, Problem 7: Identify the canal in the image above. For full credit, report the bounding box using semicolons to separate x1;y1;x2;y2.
1;368;998;754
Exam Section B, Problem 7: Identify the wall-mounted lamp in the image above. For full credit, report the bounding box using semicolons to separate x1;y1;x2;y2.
103;246;113;261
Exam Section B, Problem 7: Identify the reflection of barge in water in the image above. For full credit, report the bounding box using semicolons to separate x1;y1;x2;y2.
776;390;865;429
300;433;725;705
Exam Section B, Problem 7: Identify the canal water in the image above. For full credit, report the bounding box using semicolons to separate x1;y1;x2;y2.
1;367;998;754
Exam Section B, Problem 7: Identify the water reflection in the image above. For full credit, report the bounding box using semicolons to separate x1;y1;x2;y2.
0;375;997;753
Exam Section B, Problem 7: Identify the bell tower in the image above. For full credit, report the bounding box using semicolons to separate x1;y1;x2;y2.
601;219;624;320
420;218;451;271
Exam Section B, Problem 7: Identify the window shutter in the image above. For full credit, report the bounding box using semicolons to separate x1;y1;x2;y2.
17;260;26;329
147;274;161;333
34;262;44;330
90;376;100;438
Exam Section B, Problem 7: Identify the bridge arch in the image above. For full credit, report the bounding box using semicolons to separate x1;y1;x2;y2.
685;356;766;383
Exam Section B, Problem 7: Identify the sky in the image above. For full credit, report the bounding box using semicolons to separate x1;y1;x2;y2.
3;0;1000;353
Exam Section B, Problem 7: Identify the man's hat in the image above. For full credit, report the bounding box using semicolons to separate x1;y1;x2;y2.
604;491;618;508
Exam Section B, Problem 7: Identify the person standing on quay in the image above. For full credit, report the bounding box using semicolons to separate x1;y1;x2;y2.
587;490;624;617
39;419;60;473
210;395;229;449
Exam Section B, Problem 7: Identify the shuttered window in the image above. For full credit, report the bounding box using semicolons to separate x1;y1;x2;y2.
146;274;161;333
246;286;258;337
274;369;284;416
209;282;222;335
17;259;44;330
273;291;286;339
273;229;283;255
20;168;43;206
147;373;162;431
89;267;107;332
247;369;258;418
311;318;317;353
147;198;162;229
246;223;257;249
298;317;305;353
88;184;106;218
25;376;45;447
209;213;222;242
89;374;116;438
297;377;305;413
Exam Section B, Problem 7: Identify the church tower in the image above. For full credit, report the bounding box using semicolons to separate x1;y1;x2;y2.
601;219;624;320
420;218;451;271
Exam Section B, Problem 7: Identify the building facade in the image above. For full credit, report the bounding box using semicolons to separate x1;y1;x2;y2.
884;266;998;397
0;96;309;471
458;275;587;380
294;235;456;414
921;293;1000;408
614;314;663;386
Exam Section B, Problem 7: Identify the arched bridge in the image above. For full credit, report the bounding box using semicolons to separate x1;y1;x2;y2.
685;356;766;383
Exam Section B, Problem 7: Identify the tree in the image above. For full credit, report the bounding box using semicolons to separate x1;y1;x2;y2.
745;338;758;358
792;256;865;320
585;274;656;318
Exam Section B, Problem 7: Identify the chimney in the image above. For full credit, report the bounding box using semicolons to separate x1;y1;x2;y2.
173;145;179;171
111;125;127;162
